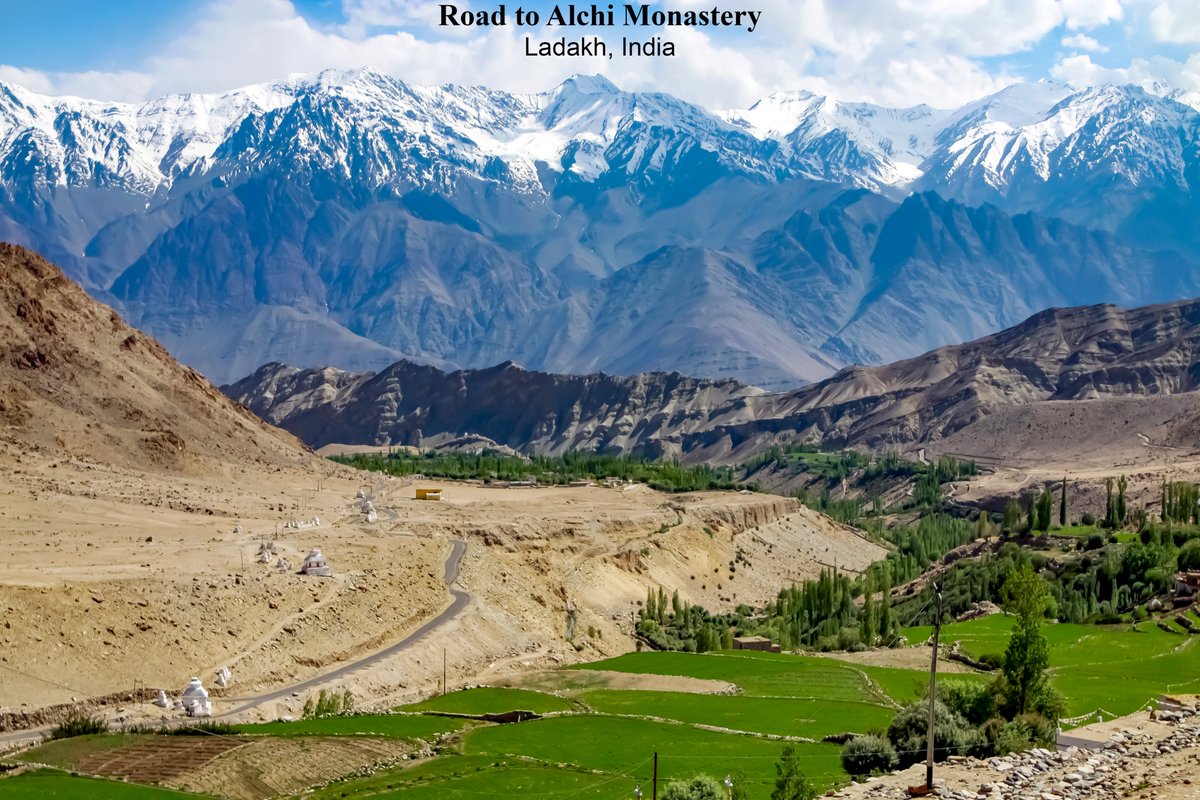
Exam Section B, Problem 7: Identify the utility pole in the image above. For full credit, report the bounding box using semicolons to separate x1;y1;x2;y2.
442;648;447;696
652;751;658;800
924;584;944;794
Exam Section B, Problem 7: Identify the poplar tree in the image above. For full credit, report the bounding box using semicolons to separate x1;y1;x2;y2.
1059;477;1068;527
1036;488;1052;532
1001;563;1051;716
1003;498;1021;534
1116;475;1128;526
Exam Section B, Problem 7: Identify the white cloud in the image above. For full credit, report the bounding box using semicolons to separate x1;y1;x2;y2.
1150;0;1200;44
1061;33;1107;51
1052;52;1200;94
0;0;1185;112
1060;0;1124;29
0;65;155;102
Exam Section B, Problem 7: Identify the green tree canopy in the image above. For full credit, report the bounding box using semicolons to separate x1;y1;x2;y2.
771;744;816;800
1000;563;1051;716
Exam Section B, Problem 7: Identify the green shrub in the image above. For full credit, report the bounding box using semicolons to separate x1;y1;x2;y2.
1015;713;1057;746
302;688;355;719
981;713;1056;755
977;652;1003;670
662;774;723;800
886;700;983;767
168;721;238;736
48;713;107;740
938;680;996;726
981;717;1028;755
840;734;898;776
1179;540;1200;571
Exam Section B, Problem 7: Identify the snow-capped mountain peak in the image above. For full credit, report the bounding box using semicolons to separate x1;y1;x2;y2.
0;70;1196;205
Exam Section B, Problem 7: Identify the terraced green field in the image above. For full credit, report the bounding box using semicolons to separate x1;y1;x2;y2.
581;690;893;738
576;650;892;701
400;686;577;715
905;614;1200;716
39;620;1200;799
0;770;204;798
468;715;842;789
233;713;469;739
262;652;926;799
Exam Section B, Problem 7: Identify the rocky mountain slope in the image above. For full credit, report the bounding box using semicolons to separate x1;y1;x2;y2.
0;243;315;473
2;70;1198;387
225;296;1200;462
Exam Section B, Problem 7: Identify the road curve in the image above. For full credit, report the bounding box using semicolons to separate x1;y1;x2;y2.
0;539;470;746
221;538;468;717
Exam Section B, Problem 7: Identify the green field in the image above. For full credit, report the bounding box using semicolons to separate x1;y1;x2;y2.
577;650;892;701
13;734;154;771
252;652;928;799
905;614;1200;716
468;715;842;788
401;687;576;716
307;754;645;800
23;622;1196;799
580;690;892;738
233;713;469;739
0;770;205;798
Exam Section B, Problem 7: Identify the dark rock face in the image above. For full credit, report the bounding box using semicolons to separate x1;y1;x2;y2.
224;296;1200;463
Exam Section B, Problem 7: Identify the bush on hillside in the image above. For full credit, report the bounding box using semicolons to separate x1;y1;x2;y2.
662;774;723;800
886;699;984;767
840;734;898;776
937;680;996;726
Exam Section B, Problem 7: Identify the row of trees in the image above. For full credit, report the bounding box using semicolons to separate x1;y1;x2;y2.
1000;475;1200;534
639;514;976;653
899;522;1196;625
335;449;742;492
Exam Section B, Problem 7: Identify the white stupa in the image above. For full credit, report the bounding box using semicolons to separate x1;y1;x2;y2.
155;690;170;708
300;547;332;577
215;666;232;688
181;677;212;717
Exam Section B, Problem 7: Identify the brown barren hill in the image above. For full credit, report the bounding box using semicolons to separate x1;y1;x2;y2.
0;245;878;726
0;242;313;471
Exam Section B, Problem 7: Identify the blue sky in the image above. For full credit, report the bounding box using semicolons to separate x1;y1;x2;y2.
0;1;1197;108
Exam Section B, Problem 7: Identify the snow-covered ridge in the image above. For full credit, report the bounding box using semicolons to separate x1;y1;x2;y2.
0;67;1197;197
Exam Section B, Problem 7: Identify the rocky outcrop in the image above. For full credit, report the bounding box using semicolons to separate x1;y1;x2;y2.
224;296;1200;462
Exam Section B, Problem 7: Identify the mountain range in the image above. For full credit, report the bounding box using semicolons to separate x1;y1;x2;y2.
2;70;1199;387
224;294;1200;463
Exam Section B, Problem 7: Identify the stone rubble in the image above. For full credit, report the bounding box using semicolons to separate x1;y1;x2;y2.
834;705;1200;800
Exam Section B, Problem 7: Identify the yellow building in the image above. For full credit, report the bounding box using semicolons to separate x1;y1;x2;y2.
415;487;443;501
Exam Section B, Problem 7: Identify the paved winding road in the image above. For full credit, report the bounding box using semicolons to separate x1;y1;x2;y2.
221;538;468;717
0;539;469;746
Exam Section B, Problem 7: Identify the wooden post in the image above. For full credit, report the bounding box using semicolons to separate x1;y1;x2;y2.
925;585;944;792
652;751;658;800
